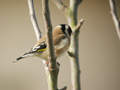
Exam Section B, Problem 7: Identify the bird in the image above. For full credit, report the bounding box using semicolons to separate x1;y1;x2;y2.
16;24;72;63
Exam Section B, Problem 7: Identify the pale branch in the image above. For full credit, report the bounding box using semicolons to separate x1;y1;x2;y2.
53;0;83;90
73;19;84;33
67;0;83;90
109;0;120;40
68;0;82;27
45;66;59;90
42;0;56;68
68;19;84;57
28;0;42;41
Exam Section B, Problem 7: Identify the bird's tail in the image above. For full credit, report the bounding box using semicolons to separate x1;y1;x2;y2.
16;51;34;61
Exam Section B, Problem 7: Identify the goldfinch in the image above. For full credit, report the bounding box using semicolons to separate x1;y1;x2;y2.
16;24;72;61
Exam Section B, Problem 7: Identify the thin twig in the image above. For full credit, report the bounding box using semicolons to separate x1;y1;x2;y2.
74;19;84;33
28;0;42;41
52;0;67;10
67;51;75;58
109;0;120;40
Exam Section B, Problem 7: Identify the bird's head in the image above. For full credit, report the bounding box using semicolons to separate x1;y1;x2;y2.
54;24;72;37
60;24;72;36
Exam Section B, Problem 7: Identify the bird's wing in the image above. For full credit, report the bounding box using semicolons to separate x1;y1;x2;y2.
32;34;66;53
53;34;70;57
53;34;66;45
32;42;47;52
32;36;47;53
32;41;47;53
53;34;69;50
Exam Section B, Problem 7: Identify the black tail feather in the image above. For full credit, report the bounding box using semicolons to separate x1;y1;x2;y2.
16;56;24;61
16;51;34;61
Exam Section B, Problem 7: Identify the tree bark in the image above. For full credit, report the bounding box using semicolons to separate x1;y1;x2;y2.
42;0;59;90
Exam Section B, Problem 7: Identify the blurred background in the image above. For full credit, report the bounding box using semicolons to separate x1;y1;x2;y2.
0;0;120;90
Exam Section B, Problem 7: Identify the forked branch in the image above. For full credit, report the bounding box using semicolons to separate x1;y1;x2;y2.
53;0;84;90
68;19;84;57
74;19;84;33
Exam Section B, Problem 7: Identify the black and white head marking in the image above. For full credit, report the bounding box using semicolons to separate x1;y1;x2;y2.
65;25;72;36
60;24;72;36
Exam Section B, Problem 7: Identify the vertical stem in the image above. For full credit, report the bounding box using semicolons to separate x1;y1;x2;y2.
42;0;56;68
69;33;81;90
51;0;83;89
42;0;59;90
67;0;82;90
45;67;59;90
